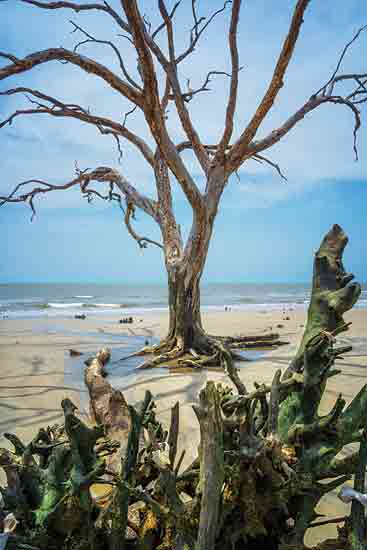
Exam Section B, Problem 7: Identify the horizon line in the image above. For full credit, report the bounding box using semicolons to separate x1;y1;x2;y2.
1;280;366;286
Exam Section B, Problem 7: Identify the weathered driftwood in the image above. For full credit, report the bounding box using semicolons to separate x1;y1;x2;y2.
193;382;224;550
84;347;131;473
1;226;366;550
0;402;112;548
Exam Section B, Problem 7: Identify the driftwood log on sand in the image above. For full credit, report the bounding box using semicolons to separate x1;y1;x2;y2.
0;226;366;550
84;348;130;473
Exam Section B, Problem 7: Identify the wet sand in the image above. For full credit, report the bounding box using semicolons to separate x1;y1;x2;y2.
0;308;367;546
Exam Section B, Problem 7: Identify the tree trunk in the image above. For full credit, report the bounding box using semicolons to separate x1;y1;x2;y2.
166;265;203;351
136;168;283;369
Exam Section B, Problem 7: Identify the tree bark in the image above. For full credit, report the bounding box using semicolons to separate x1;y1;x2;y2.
193;382;224;550
166;265;203;350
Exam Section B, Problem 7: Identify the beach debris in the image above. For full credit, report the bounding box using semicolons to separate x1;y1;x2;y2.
119;317;134;324
74;314;86;320
84;347;130;473
68;348;83;357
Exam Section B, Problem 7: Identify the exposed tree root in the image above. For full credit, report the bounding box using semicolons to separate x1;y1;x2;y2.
116;331;287;371
176;351;220;369
209;333;282;344
136;344;185;369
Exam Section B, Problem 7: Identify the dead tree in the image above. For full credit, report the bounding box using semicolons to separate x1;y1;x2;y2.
1;225;366;549
0;1;366;366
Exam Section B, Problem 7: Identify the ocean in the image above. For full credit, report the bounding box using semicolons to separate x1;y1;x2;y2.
0;282;366;319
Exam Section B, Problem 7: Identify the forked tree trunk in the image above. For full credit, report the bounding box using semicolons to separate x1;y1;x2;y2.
139;168;283;369
162;203;215;357
156;155;215;356
136;184;284;371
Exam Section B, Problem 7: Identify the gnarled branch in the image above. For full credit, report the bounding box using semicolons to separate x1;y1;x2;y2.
0;47;143;107
176;1;232;64
236;25;367;168
215;0;241;160
0;166;159;221
19;0;130;32
70;20;141;91
121;0;204;213
227;0;311;172
124;202;164;250
0;87;155;166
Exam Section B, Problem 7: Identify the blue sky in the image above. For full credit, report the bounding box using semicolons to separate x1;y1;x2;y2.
0;0;366;283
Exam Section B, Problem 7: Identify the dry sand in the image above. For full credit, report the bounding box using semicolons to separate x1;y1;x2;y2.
1;307;367;546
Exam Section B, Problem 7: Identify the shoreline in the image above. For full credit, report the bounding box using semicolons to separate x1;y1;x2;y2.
3;301;367;321
1;280;366;321
1;302;310;321
0;308;367;545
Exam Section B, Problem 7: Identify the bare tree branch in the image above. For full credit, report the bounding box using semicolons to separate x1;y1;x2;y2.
17;0;130;32
0;167;159;221
0;48;143;107
140;0;233;178
69;20;142;91
252;154;287;181
315;25;367;96
121;0;204;212
122;104;138;127
14;0;202;214
227;22;366;172
155;1;209;173
215;0;241;160
170;71;231;104
161;76;172;115
0;87;155;166
124;202;163;250
153;150;183;258
176;141;229;154
152;1;182;40
176;1;232;65
120;0;161;105
156;0;210;175
0;99;127;161
227;0;311;173
246;68;367;162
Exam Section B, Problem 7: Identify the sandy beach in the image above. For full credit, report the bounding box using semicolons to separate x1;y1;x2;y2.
1;307;367;546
